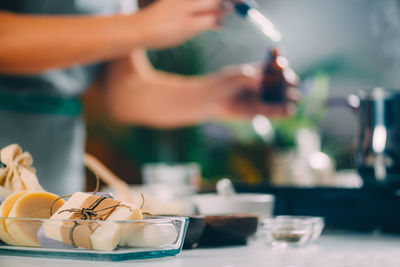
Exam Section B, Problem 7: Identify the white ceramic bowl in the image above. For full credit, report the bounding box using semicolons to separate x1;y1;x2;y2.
192;194;275;219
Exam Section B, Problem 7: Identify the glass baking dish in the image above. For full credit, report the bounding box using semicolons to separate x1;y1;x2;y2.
0;216;188;261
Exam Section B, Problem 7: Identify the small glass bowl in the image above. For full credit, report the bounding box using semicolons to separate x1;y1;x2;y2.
261;216;325;247
275;216;325;242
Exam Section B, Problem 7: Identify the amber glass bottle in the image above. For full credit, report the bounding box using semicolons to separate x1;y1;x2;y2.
138;0;155;8
260;48;287;103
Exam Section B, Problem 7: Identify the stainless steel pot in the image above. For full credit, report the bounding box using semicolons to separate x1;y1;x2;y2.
354;88;400;184
326;88;400;184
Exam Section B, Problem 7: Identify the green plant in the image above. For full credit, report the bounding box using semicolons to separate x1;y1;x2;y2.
218;72;330;150
271;71;330;150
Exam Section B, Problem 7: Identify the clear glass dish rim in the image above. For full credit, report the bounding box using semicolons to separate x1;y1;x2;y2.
274;215;325;222
0;215;185;223
261;219;315;225
261;216;325;226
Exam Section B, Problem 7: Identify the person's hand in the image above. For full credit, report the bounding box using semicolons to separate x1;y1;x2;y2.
203;64;300;120
104;50;299;129
133;0;225;49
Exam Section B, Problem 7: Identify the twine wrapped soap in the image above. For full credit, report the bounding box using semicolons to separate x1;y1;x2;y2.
44;192;143;251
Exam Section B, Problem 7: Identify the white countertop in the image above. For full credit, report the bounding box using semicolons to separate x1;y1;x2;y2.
1;233;400;267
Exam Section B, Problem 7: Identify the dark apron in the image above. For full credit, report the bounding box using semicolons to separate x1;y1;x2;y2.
0;94;86;195
0;0;120;194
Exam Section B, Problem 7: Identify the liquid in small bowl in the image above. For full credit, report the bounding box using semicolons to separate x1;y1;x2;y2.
275;216;325;242
261;216;323;247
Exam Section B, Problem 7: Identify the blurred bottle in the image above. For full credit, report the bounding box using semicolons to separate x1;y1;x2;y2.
138;0;154;8
260;48;288;103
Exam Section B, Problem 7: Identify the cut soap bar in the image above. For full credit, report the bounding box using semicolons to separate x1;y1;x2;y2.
43;192;89;242
37;225;74;249
44;192;143;251
5;192;65;247
0;191;27;245
90;201;143;251
126;223;178;247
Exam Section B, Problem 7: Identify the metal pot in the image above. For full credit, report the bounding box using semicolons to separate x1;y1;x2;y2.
328;88;400;184
354;88;400;184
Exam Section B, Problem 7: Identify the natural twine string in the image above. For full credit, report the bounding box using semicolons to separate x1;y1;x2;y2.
49;173;151;219
58;196;132;220
49;174;131;218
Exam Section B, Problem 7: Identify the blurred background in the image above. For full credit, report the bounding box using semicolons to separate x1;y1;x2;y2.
84;0;400;191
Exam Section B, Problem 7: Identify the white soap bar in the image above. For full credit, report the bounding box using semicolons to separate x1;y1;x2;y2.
90;201;143;251
37;225;74;249
126;223;178;247
44;192;143;251
43;192;89;242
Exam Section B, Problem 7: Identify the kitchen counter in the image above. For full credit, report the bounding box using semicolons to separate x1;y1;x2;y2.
1;233;400;267
236;185;400;232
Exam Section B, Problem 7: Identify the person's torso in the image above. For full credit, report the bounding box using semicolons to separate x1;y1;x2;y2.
0;0;128;194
